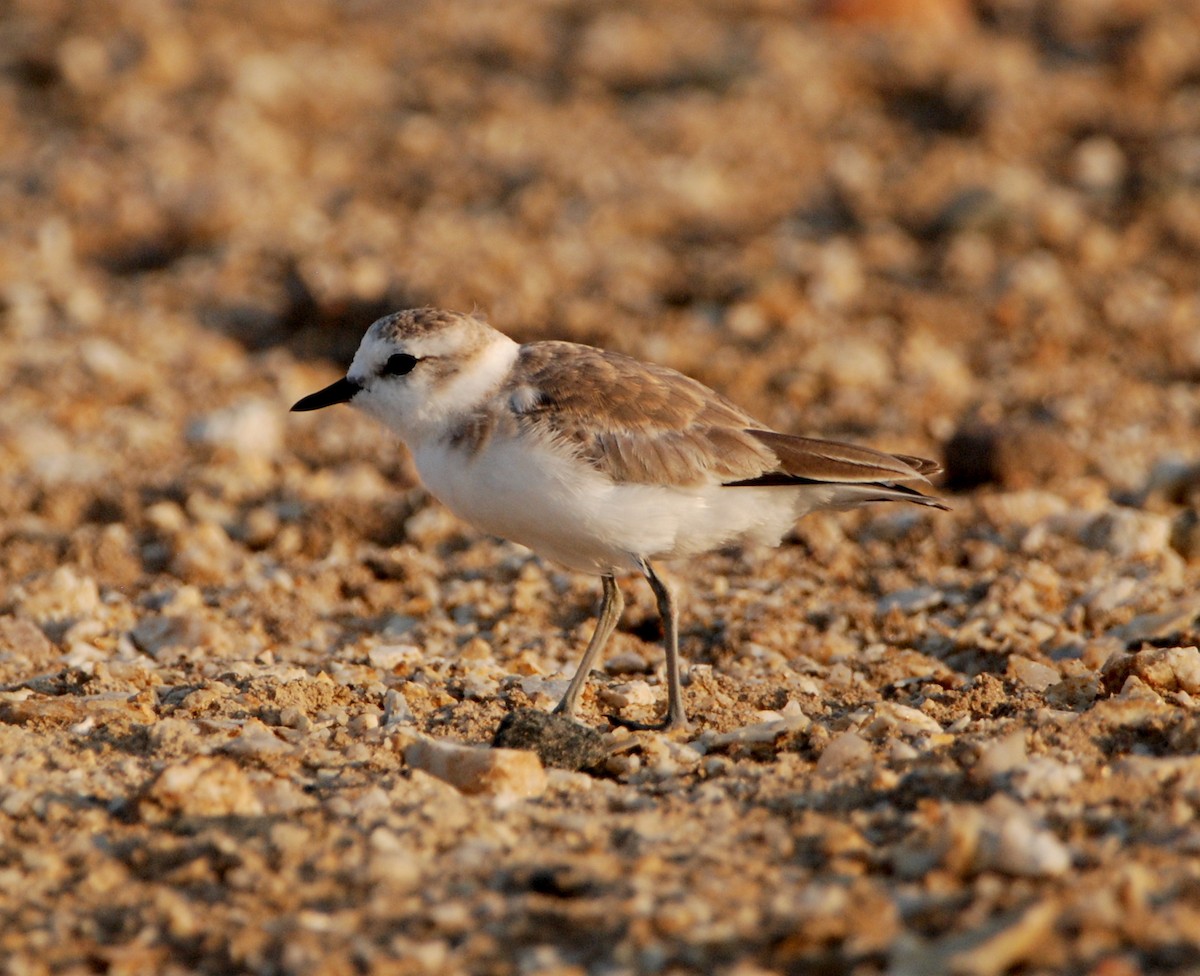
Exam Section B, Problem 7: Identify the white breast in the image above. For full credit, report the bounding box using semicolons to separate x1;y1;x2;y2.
411;433;804;574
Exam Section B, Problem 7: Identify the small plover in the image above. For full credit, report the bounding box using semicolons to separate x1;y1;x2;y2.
293;308;946;730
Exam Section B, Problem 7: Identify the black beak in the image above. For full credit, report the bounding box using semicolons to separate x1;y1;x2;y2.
291;376;362;412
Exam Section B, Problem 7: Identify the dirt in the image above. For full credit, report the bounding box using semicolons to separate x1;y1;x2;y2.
3;0;1200;973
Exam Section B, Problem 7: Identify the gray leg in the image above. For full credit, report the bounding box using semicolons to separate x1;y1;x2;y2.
553;574;623;720
642;560;689;731
609;560;690;731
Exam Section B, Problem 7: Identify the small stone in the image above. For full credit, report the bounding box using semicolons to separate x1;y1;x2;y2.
893;901;1059;976
13;567;100;631
1108;597;1200;644
1101;646;1200;697
170;522;240;585
1072;135;1127;194
1013;757;1084;800
368;643;422;671
187;397;283;458
864;702;944;738
878;586;945;614
220;719;293;757
1007;656;1059;692
381;689;414;726
697;702;811;752
974;799;1070;877
1078;510;1172;559
138;757;266;819
405;735;547;799
595;680;656;709
129;613;211;659
942;422;1085;492
972;730;1027;782
492;708;608;772
605;651;650;675
0;616;60;678
816;731;873;778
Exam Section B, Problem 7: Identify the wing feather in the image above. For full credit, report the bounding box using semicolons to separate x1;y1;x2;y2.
501;342;946;510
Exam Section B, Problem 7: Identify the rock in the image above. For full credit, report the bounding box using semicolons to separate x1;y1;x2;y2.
368;643;422;671
696;701;811;752
381;689;415;726
129;613;212;659
1107;597;1200;644
138;756;309;820
863;702;944;738
595;680;657;710
0;616;60;679
891;901;1059;976
877;586;946;614
405;735;547;800
187;397;283;458
12;567;100;633
1078;510;1172;560
1101;646;1200;697
170;521;241;585
492;708;608;772
974;799;1071;877
1013;757;1084;800
816;731;873;778
942;421;1085;492
1007;656;1059;692
220;719;293;757
971;730;1027;782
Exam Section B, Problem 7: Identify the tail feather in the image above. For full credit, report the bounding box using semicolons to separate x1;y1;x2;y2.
726;429;947;510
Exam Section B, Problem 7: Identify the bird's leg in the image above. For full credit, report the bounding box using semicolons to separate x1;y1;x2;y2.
610;560;690;733
553;574;623;720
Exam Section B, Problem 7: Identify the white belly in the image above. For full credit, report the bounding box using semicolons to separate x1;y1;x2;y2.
411;435;803;574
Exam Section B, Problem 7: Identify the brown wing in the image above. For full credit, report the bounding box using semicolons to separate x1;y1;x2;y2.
507;342;778;486
507;342;946;510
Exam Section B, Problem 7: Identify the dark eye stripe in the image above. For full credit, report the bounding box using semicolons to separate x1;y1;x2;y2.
382;353;418;377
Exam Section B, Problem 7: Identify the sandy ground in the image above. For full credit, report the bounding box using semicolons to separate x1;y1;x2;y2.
3;0;1200;973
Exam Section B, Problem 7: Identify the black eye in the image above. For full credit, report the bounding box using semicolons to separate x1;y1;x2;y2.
381;353;418;377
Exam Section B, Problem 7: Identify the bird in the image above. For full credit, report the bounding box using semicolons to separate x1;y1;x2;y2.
291;308;946;731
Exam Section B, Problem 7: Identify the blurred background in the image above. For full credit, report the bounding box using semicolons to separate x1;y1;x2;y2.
5;0;1200;504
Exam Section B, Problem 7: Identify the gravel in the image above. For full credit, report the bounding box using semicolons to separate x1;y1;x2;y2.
3;0;1200;973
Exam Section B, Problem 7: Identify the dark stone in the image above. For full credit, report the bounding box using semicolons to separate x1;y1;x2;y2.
493;708;608;772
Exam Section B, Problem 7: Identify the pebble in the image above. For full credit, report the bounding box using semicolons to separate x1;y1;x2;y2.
697;701;811;752
220;719;293;757
863;702;944;739
971;730;1027;782
13;567;100;628
129;613;211;659
1078;510;1172;560
405;736;547;800
1007;656;1059;692
380;689;414;726
170;521;241;585
1101;646;1200;696
0;616;59;675
368;643;422;671
138;756;308;819
877;585;946;614
595;680;657;709
973;799;1071;877
893;901;1059;976
491;708;608;772
816;731;873;778
187;397;283;458
1012;757;1084;800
